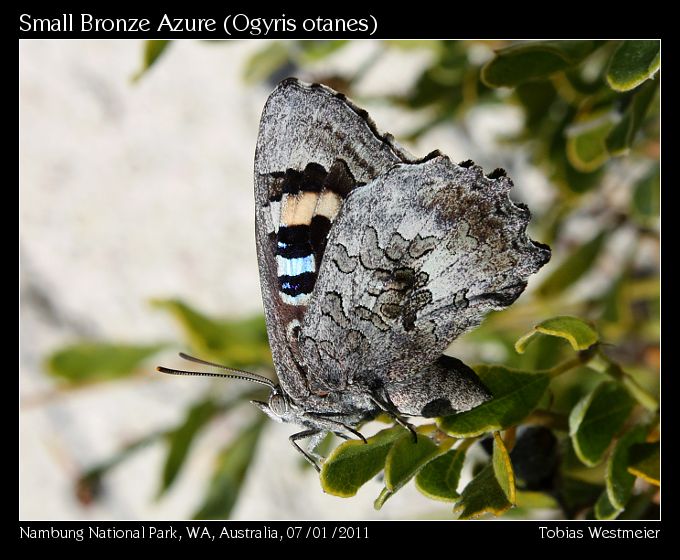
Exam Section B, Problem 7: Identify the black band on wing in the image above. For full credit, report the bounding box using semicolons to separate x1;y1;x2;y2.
301;162;328;192
278;225;311;244
279;272;317;296
310;215;332;268
281;169;304;195
323;159;357;198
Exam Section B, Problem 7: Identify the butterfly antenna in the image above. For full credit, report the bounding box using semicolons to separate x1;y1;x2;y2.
178;352;277;387
156;353;276;389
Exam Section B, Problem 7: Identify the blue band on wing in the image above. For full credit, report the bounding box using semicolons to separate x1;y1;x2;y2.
277;254;315;277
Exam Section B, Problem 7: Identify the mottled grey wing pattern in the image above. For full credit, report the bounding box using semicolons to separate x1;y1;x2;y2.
254;79;416;183
254;79;419;399
298;155;550;390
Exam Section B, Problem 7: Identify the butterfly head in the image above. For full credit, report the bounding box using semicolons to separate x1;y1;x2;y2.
267;390;288;415
249;386;301;424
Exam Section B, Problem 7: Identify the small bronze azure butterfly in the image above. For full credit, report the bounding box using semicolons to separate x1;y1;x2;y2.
157;79;550;470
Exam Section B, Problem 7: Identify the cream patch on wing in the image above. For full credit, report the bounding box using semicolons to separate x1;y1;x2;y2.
281;192;319;226
314;189;342;220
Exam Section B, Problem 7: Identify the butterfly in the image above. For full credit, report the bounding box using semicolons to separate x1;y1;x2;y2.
157;78;551;471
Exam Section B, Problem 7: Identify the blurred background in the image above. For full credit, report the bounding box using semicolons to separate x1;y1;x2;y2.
19;40;659;520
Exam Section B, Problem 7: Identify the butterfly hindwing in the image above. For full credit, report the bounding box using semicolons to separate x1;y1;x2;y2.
297;155;550;393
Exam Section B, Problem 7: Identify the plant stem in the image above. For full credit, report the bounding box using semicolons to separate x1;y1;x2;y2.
589;351;659;411
545;355;587;378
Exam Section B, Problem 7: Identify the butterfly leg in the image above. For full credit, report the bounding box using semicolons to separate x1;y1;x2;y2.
368;391;418;443
307;429;330;458
303;413;368;444
327;421;367;444
289;429;323;472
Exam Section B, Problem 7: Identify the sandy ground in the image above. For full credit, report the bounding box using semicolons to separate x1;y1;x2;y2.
19;39;549;519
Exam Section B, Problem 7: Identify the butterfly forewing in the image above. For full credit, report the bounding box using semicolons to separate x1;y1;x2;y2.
254;79;416;399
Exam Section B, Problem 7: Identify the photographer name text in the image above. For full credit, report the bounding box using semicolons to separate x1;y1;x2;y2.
539;526;660;540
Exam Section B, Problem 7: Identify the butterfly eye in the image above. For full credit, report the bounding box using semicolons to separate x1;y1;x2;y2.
269;393;288;416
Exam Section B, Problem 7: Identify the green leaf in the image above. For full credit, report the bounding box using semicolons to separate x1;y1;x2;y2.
515;81;558;133
566;112;617;172
554;149;606;195
595;489;621;520
151;299;272;369
415;444;469;502
243;42;290;84
606;41;660;92
374;431;449;509
320;426;405;497
46;342;165;384
606;425;649;510
560;437;608;484
438;366;550;438
454;433;515;519
158;398;221;496
515;316;599;354
537;231;608;298
618;488;658;519
133;40;171;82
627;442;660;486
606;77;659;155
482;41;600;88
454;466;510;519
492;432;516;503
515;490;560;510
569;381;635;467
631;167;660;225
543;103;607;195
518;334;569;372
385;433;447;491
558;476;605;515
193;418;265;520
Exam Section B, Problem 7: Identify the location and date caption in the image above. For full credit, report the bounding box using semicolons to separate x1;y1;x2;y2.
19;524;369;542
